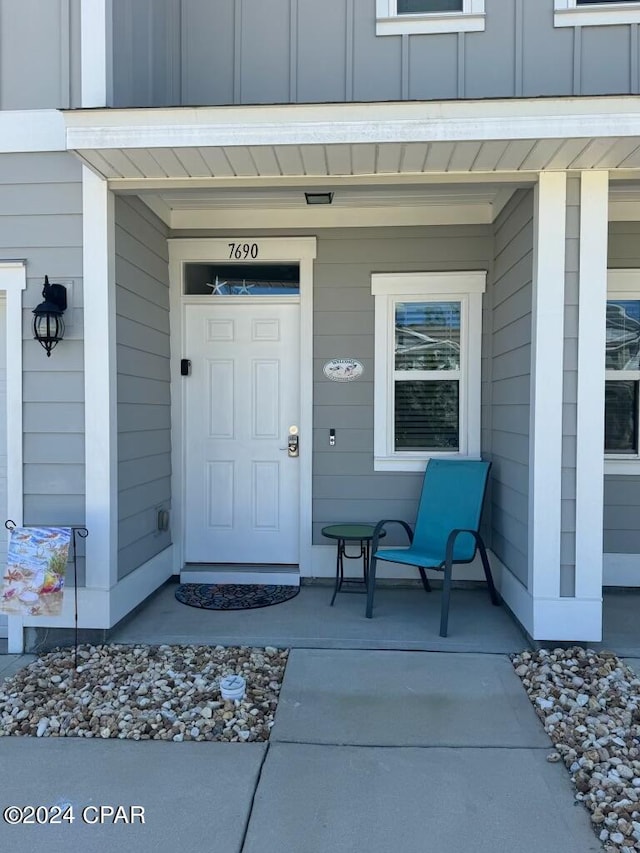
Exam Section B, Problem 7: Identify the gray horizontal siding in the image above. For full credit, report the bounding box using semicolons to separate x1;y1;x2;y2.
0;0;81;109
115;196;171;580
311;225;492;545
484;188;533;589
0;152;84;546
114;0;640;107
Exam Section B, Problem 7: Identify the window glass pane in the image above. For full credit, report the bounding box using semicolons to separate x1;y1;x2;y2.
395;301;461;371
394;380;459;450
606;299;640;369
184;263;300;295
605;380;638;453
397;0;463;12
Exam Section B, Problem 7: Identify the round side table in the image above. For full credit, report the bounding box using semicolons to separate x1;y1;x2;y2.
321;523;386;606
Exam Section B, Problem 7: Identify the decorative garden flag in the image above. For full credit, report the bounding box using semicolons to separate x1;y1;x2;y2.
1;527;71;616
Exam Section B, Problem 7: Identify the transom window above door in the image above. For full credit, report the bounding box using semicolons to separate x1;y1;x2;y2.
184;263;300;296
376;0;485;35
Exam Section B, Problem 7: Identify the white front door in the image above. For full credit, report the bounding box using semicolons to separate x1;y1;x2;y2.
185;302;300;564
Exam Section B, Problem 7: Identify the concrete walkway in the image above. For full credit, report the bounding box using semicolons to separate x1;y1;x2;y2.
0;649;600;853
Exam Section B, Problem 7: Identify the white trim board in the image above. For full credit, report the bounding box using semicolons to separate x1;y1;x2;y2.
109;546;174;626
82;166;118;589
80;0;109;107
168;237;316;579
528;172;567;598
554;0;640;27
376;0;485;35
0;262;26;653
575;171;608;601
64;96;640;150
0;111;66;153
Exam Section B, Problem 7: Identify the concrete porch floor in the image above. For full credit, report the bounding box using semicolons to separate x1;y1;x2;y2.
110;579;527;653
1;583;637;656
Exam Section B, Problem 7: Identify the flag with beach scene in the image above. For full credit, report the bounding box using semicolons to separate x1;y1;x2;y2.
1;527;71;616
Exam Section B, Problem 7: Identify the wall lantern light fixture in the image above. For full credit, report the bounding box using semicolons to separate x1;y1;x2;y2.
32;275;67;357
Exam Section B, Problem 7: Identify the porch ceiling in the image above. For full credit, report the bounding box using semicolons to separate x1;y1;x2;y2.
64;97;640;190
64;99;640;228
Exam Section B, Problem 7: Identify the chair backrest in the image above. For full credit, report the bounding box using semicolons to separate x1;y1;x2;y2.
412;459;491;562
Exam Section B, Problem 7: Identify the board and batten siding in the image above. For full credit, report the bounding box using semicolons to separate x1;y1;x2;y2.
115;196;171;581
0;0;81;110
310;225;493;546
485;189;533;589
113;0;640;108
603;222;640;556
111;0;181;108
0;151;85;582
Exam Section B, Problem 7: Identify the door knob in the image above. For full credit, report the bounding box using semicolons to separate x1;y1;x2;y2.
288;425;299;457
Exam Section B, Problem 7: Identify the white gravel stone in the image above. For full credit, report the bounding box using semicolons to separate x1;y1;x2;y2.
513;647;640;853
0;644;288;743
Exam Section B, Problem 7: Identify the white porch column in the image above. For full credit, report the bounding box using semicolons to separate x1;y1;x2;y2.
0;262;26;652
83;166;118;590
575;172;608;609
529;172;566;609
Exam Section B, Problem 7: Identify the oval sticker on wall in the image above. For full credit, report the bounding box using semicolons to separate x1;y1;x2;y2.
323;359;364;382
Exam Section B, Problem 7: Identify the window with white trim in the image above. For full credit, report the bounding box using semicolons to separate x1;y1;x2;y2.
605;273;640;465
376;0;485;36
372;272;485;471
555;0;640;28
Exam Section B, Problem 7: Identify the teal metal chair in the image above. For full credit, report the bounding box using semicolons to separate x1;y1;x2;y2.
365;459;500;637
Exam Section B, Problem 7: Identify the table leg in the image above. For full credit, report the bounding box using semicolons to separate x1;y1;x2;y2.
330;538;344;606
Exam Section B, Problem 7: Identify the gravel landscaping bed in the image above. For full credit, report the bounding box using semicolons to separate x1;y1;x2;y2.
0;644;288;742
513;647;640;853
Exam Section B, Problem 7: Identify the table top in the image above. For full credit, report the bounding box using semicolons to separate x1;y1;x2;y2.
321;524;387;541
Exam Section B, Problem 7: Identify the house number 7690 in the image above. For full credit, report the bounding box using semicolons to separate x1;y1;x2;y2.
228;242;259;259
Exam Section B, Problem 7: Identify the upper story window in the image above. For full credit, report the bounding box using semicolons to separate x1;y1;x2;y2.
554;0;640;27
376;0;485;36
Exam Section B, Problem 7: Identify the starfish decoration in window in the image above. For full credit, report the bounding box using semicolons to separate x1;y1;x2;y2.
234;280;255;295
205;277;228;295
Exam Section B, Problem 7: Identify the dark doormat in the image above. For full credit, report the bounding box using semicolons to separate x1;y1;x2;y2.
175;583;300;611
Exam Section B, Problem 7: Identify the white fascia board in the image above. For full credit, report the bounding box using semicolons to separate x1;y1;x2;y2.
167;203;493;230
0;110;66;153
64;97;640;151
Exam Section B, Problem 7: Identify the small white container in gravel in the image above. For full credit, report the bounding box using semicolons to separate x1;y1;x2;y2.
219;674;246;701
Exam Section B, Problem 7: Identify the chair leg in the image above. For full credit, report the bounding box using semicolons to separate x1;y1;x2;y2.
477;538;500;606
365;555;378;618
417;567;432;594
440;560;453;638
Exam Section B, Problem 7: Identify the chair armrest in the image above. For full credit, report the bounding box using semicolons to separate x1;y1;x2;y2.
371;519;414;555
444;528;483;564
